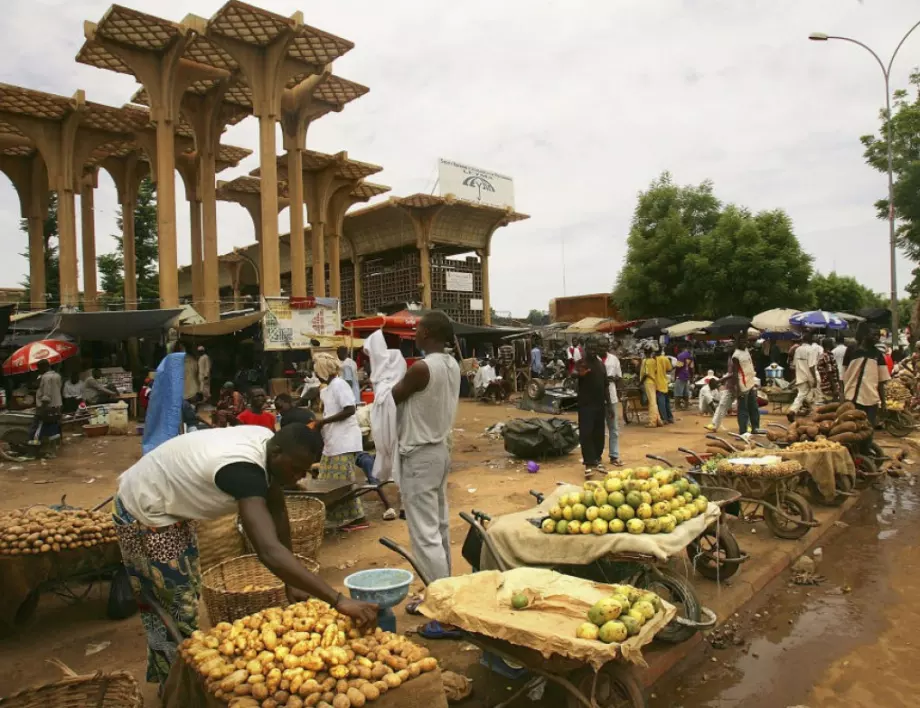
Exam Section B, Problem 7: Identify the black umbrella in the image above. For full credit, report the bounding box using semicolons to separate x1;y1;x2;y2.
704;315;753;336
856;307;891;324
634;317;676;338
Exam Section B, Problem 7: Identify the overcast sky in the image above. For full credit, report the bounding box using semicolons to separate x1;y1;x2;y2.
1;0;918;315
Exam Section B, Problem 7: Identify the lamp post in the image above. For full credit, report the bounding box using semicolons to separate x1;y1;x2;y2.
810;21;920;341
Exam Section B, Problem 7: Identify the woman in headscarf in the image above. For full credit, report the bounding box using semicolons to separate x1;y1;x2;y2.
640;343;663;427
215;381;246;427
313;353;366;530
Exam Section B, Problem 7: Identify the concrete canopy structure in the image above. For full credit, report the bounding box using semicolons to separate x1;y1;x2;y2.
75;1;362;317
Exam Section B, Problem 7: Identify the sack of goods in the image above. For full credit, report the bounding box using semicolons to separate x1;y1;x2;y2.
0;506;116;555
182;598;438;707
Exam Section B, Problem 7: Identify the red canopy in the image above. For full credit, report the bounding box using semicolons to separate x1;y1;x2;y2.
343;311;422;332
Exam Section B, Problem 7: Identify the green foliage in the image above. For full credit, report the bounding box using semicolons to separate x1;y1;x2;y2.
526;309;549;325
861;69;920;294
98;177;159;307
614;173;813;318
810;271;884;313
19;193;60;304
614;173;720;318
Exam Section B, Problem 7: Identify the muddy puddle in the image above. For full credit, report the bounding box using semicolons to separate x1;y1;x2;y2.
650;479;920;708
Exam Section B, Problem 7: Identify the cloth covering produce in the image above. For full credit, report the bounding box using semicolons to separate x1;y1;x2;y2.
418;567;676;669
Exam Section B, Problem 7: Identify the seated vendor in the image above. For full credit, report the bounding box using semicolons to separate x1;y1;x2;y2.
113;425;378;689
62;371;85;413
83;368;119;405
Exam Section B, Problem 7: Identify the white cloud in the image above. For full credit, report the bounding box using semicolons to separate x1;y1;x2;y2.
0;0;917;313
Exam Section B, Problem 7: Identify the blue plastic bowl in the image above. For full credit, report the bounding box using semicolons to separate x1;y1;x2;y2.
344;568;414;609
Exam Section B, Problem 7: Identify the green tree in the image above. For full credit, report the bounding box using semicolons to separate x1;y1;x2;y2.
810;271;884;313
692;207;814;317
98;177;159;307
19;193;60;304
613;173;720;318
861;69;920;293
526;309;548;325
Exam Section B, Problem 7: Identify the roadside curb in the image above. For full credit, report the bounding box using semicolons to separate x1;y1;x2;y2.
638;493;859;688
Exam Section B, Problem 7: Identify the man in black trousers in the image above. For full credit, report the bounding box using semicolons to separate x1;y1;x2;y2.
575;338;613;478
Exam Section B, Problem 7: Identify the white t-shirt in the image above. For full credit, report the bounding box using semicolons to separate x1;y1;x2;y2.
832;343;847;379
699;385;721;411
732;349;757;393
320;377;363;457
117;426;272;527
604;353;622;404
567;346;583;362
793;344;819;385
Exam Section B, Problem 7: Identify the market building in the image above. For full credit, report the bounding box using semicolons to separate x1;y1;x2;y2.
182;192;528;325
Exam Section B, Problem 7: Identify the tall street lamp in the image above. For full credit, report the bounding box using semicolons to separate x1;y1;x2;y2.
810;20;920;340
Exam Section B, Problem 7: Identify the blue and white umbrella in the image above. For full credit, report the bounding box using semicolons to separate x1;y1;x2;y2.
788;310;847;330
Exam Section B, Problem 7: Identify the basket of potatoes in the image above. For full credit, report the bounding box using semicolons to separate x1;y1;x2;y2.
182;599;438;707
0;506;117;557
202;554;321;625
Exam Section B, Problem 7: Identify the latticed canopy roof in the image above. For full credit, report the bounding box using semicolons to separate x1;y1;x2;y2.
256;150;383;182
217;175;290;200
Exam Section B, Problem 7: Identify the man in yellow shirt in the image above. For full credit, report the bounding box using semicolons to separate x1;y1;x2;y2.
654;348;674;424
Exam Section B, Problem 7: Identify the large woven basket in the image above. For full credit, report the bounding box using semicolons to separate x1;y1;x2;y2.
0;665;141;708
285;495;326;560
202;553;320;624
196;513;247;572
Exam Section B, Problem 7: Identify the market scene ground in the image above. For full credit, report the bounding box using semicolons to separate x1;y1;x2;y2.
0;399;918;707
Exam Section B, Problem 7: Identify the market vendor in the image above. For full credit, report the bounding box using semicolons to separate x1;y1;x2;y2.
214;381;246;427
113;424;378;688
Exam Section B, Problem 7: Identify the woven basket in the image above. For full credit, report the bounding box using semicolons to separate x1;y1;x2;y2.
202;553;320;624
0;664;141;708
196;513;247;572
285;495;326;560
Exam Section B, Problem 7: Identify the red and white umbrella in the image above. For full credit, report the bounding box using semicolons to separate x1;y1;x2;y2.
2;340;79;376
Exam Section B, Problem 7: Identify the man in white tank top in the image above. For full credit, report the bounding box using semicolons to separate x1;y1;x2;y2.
392;311;460;638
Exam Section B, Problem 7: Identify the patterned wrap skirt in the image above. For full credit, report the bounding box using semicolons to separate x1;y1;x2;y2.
112;496;201;686
317;452;363;527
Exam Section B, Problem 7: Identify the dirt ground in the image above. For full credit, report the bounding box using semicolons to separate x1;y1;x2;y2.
2;399;919;706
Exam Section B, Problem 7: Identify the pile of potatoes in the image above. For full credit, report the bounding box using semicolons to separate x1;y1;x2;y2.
0;506;116;556
765;402;872;445
181;599;438;708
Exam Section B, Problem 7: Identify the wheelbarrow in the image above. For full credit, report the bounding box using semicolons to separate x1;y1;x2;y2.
644;454;748;581
380;528;648;708
679;445;819;540
486;491;716;645
755;424;858;507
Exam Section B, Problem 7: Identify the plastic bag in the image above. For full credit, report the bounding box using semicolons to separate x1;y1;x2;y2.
106;566;138;620
502;417;579;459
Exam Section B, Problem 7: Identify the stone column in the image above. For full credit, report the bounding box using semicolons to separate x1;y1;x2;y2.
479;248;491;325
189;197;204;309
286;149;306;297
27;213;45;309
80;176;98;311
353;255;364;315
122;191;137;310
418;241;432;309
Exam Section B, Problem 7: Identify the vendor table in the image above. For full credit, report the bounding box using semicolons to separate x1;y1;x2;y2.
162;659;448;708
117;392;138;419
0;542;121;633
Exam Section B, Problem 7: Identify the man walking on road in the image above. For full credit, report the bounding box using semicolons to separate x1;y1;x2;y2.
392;311;460;639
654;347;674;424
708;335;759;434
603;340;624;467
674;344;694;409
788;332;819;421
576;339;612;476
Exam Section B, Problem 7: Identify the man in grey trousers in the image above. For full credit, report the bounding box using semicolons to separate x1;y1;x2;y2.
392;311;460;639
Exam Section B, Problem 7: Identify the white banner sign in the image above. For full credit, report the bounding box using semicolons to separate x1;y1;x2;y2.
438;158;514;209
262;297;341;350
445;270;474;292
469;298;484;311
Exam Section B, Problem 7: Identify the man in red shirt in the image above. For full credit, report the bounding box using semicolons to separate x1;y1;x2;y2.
235;388;276;431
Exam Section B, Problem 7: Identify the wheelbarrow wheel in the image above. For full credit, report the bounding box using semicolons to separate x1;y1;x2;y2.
764;492;813;540
567;663;646;708
884;410;914;438
635;567;701;644
686;524;742;581
806;473;853;507
852;454;878;490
